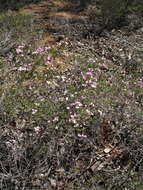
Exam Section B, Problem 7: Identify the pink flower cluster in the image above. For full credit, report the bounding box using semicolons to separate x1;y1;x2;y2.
137;80;143;88
68;101;83;109
62;50;71;57
34;126;41;134
16;45;24;54
57;38;69;47
69;113;77;124
86;72;93;76
17;67;29;71
31;109;38;114
67;101;83;124
77;134;87;138
32;46;50;55
81;71;98;88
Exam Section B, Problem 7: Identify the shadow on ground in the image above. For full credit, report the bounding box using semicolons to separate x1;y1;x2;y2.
21;0;102;45
0;0;42;11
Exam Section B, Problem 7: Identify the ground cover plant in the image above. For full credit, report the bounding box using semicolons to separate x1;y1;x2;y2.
0;0;41;11
0;0;143;189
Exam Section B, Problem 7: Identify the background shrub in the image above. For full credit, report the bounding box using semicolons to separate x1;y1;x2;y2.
0;0;40;11
101;0;129;28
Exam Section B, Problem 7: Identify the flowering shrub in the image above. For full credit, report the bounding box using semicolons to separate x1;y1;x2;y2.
0;3;143;190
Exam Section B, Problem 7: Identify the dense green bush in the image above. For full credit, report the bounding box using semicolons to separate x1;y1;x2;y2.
0;12;44;49
101;0;143;29
101;0;130;28
0;0;40;11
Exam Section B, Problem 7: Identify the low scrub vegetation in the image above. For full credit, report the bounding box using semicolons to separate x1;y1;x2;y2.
101;0;143;29
0;2;143;190
0;0;41;11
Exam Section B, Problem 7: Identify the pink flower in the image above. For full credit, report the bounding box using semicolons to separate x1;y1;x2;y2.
69;113;77;124
75;101;82;106
47;55;52;61
74;101;83;109
78;134;87;138
34;126;41;133
81;72;86;80
86;72;93;76
31;109;38;114
101;64;108;69
90;103;96;107
69;117;77;124
93;77;98;81
29;86;32;90
32;47;45;54
98;110;103;116
45;46;51;51
90;83;97;88
53;116;59;122
128;91;135;97
63;51;70;56
138;81;143;88
82;76;86;80
18;67;28;71
16;46;24;54
70;101;83;108
86;109;91;115
18;45;24;49
124;100;129;105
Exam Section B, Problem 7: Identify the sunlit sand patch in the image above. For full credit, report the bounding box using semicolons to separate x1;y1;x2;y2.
53;0;68;7
56;62;73;73
20;0;84;48
48;11;78;19
1;82;16;89
35;66;46;73
21;79;44;87
21;0;69;15
21;80;33;87
38;35;56;46
20;0;51;15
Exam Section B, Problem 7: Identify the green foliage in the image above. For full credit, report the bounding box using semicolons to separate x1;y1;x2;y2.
0;2;143;189
101;0;143;29
0;12;44;46
0;0;40;11
128;0;143;12
101;0;128;28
